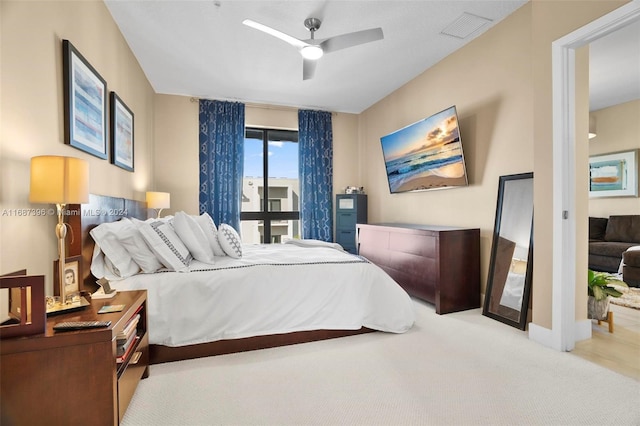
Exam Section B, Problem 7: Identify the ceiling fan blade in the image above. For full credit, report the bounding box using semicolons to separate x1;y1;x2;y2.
303;58;317;80
242;19;308;49
320;27;384;54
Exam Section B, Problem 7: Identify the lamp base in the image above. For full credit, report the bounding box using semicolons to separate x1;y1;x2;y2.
46;295;90;316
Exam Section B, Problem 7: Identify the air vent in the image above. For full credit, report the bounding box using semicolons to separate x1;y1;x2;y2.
440;12;493;39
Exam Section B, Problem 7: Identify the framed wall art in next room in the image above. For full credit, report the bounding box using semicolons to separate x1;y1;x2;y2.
589;150;638;198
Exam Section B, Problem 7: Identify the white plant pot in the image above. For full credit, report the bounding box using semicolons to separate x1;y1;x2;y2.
588;295;610;320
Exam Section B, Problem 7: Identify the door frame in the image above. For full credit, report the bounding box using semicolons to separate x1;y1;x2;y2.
530;0;640;351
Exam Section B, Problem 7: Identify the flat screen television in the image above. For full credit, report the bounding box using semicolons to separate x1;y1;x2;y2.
380;105;468;194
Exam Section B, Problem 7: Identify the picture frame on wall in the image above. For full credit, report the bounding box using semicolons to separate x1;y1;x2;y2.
62;39;108;159
110;92;134;171
53;255;82;297
589;149;639;198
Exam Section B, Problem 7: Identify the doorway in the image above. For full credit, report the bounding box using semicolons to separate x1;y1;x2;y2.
543;1;640;352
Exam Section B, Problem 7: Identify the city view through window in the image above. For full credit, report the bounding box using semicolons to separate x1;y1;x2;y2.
241;128;300;244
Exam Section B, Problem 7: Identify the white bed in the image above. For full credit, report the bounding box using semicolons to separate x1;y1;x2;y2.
109;243;415;347
75;197;415;363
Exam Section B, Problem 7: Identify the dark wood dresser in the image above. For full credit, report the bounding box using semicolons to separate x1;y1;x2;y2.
357;223;480;314
1;290;148;425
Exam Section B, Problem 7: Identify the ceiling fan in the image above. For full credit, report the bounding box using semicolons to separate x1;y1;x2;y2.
242;17;384;80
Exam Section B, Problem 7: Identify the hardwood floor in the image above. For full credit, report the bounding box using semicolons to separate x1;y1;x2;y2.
571;304;640;381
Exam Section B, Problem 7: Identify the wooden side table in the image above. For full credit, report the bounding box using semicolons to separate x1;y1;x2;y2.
1;290;148;425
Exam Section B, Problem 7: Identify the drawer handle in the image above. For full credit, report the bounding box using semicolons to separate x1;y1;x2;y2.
130;351;142;365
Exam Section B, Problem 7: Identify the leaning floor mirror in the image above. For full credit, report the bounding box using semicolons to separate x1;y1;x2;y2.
483;172;534;329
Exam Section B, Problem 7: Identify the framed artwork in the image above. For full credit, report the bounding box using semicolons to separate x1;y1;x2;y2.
110;92;135;171
53;255;82;297
589;150;638;198
0;273;46;338
62;39;108;159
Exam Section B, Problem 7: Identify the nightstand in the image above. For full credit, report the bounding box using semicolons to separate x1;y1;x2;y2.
0;290;148;425
336;194;367;254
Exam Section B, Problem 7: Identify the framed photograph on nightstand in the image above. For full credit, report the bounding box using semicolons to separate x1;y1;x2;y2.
53;255;82;297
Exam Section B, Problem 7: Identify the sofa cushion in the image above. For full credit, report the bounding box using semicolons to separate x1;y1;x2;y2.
589;217;608;241
588;254;622;273
623;250;640;268
589;241;637;257
622;265;640;287
605;215;640;244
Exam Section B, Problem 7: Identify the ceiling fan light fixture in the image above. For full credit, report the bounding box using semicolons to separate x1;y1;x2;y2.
301;45;323;60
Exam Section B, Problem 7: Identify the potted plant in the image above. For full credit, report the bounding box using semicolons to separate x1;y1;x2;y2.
587;269;628;320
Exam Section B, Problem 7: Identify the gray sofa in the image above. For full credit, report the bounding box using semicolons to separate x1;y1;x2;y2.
589;215;640;287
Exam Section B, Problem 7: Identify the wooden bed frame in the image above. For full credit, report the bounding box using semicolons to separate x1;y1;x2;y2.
67;194;373;364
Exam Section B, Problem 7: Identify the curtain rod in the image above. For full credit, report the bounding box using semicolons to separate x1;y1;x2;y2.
190;97;336;114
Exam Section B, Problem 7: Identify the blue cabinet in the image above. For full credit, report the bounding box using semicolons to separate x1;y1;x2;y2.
335;194;367;254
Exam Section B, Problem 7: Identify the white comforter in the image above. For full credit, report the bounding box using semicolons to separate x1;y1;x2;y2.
111;243;415;347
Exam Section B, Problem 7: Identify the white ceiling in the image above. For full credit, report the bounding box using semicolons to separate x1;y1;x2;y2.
104;0;639;114
589;19;640;112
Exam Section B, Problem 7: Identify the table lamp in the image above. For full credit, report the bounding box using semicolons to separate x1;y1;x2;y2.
29;156;89;312
146;191;170;218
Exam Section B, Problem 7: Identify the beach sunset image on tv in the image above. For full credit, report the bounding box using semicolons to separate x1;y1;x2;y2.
380;106;468;193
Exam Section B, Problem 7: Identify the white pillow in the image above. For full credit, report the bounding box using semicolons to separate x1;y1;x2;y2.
218;224;242;258
139;219;193;272
89;219;140;278
195;213;226;257
173;212;215;264
117;221;164;273
90;244;116;281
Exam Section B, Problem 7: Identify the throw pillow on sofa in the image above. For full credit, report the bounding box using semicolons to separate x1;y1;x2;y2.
589;217;608;241
604;215;640;243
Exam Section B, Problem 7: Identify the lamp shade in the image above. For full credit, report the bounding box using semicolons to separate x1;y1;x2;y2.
146;191;170;209
29;156;89;204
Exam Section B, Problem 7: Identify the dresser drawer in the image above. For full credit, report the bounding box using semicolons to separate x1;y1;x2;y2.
336;229;356;246
336;212;357;229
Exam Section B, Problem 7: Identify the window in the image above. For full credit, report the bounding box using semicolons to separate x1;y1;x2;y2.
241;128;299;244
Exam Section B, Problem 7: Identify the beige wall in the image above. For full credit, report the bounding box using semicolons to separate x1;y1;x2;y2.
530;0;628;328
359;1;627;329
0;1;155;293
588;100;640;217
153;95;199;216
359;3;534;301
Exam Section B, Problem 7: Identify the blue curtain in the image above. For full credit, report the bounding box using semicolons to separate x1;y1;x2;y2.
298;109;333;241
199;100;245;231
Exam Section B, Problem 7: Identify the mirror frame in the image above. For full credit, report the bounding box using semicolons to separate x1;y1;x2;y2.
483;172;534;330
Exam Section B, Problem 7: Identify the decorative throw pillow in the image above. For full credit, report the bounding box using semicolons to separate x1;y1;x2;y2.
139;219;193;272
173;212;215;264
194;212;226;257
218;224;243;258
589;217;608;241
117;220;164;273
89;218;140;278
605;215;640;243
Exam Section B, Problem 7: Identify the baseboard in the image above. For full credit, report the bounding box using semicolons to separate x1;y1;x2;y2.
574;319;592;342
528;320;592;350
528;322;556;349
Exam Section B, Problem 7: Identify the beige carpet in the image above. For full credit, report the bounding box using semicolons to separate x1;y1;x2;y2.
122;300;640;426
611;287;640;310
